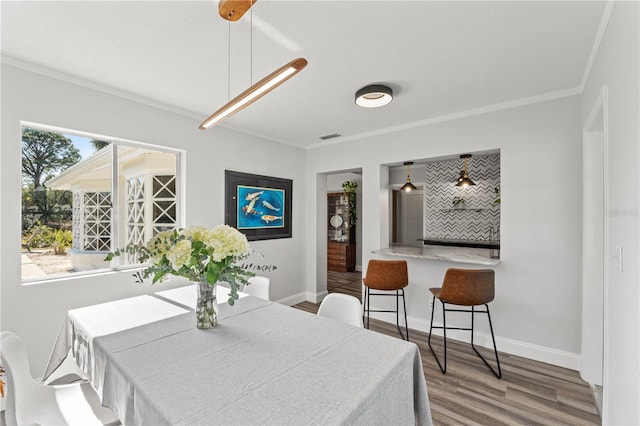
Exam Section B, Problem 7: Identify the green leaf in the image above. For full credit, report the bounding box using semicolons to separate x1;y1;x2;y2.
206;262;221;284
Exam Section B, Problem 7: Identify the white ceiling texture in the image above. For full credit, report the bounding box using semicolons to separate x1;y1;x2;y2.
1;1;607;149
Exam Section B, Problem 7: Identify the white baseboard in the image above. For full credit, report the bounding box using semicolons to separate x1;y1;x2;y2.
291;291;581;370
367;312;580;371
276;292;308;306
276;290;329;306
310;290;328;304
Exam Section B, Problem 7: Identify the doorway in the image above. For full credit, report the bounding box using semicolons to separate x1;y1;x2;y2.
325;171;363;301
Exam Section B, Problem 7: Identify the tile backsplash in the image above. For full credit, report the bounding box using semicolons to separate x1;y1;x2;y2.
424;153;500;241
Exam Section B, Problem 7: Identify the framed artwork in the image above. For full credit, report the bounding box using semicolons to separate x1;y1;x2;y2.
225;170;292;241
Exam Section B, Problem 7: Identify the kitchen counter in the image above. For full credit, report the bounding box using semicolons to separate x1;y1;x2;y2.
372;245;499;266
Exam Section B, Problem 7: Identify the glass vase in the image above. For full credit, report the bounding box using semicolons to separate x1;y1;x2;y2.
196;281;218;329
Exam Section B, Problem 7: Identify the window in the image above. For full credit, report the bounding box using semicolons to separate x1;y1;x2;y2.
21;124;183;282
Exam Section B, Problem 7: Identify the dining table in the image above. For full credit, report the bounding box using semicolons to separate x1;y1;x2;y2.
43;284;432;425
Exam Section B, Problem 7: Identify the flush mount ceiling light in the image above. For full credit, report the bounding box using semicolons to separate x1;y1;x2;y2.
355;84;393;108
455;154;476;188
400;161;418;192
199;1;308;130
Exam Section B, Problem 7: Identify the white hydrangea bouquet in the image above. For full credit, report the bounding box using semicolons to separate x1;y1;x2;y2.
106;225;275;328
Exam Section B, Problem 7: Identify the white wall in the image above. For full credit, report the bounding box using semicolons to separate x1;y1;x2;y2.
581;2;639;423
0;64;307;374
306;95;584;368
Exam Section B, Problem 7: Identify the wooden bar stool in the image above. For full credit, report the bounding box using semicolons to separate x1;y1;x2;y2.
362;259;409;340
428;268;502;378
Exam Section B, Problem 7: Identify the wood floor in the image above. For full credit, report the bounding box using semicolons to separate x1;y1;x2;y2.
295;270;601;425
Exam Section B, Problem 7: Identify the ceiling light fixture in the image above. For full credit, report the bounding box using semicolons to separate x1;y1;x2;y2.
455;154;476;188
199;58;308;130
199;1;308;130
400;161;418;192
355;84;393;108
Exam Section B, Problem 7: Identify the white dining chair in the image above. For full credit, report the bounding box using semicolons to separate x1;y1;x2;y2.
243;276;271;300
0;331;121;426
317;293;364;328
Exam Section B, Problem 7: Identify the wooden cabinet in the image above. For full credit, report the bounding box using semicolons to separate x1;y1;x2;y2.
327;192;356;272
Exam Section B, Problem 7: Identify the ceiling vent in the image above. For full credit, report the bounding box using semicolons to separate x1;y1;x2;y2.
319;133;341;141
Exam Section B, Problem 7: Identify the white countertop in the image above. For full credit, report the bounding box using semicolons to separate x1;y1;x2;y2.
372;245;500;266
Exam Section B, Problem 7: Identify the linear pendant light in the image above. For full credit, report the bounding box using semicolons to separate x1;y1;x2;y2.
199;0;308;130
199;58;308;130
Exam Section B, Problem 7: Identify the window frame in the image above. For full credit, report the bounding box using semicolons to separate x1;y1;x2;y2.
20;121;185;284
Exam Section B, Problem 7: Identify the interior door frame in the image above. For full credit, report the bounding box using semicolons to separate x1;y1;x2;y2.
581;86;610;417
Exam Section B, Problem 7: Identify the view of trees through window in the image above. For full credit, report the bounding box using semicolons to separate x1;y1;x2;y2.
21;126;180;282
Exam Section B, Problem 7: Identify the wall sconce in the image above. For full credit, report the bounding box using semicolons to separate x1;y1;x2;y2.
455;154;476;188
401;161;418;192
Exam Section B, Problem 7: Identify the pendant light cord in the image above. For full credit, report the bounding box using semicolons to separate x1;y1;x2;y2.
250;6;253;86
227;19;231;102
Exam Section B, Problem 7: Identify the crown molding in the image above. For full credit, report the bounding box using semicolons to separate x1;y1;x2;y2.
579;1;616;92
1;54;205;122
308;1;615;151
1;41;601;153
1;54;302;148
307;87;582;150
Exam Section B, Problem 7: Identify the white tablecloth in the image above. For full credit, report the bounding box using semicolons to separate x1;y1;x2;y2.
44;289;432;425
42;285;237;392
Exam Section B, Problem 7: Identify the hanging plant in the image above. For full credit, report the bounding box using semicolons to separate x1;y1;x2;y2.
452;196;466;209
342;180;358;227
493;186;501;206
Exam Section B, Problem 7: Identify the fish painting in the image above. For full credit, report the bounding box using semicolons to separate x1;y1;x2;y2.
261;215;282;223
236;185;285;230
246;191;264;201
261;200;281;212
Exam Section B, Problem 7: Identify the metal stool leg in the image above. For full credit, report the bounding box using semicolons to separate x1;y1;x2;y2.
401;288;409;341
361;287;409;340
470;304;502;378
393;289;409;341
395;290;400;336
428;297;447;374
363;287;370;329
362;286;366;327
396;288;409;341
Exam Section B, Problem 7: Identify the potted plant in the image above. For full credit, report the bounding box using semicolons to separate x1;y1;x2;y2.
493;186;501;206
452;196;466;209
106;225;275;329
341;180;358;228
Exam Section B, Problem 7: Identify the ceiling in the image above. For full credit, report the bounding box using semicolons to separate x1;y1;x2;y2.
1;1;606;149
